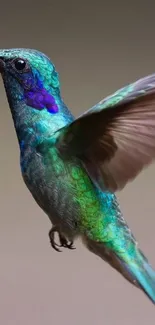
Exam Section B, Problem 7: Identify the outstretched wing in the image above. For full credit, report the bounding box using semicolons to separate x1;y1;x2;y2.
56;74;155;192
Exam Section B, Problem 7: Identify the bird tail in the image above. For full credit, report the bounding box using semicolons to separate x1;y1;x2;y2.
84;237;155;304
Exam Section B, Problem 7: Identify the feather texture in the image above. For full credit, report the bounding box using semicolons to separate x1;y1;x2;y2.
57;74;155;191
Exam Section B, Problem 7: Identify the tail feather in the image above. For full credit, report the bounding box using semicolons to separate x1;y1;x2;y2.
84;237;155;304
122;254;155;304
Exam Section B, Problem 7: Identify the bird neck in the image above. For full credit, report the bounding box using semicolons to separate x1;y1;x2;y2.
7;93;74;151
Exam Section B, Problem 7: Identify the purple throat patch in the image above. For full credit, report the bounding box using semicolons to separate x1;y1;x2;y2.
25;88;58;114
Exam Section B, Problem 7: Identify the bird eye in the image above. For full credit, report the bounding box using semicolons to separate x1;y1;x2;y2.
13;58;27;72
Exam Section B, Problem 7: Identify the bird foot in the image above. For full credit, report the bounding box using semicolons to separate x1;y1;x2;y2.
49;226;76;252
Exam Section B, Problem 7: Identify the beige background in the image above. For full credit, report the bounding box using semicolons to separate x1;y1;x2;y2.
0;1;155;324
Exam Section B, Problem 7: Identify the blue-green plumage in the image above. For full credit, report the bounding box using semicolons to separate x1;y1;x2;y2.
1;48;155;304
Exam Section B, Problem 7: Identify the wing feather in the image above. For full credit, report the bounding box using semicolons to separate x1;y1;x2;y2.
57;74;155;191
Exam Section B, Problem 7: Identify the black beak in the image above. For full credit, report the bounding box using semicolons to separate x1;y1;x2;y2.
0;57;5;73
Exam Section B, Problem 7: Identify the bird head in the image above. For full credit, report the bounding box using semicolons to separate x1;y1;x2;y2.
0;48;73;144
0;48;60;114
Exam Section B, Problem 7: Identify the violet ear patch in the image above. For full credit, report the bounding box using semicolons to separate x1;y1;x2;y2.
25;88;59;113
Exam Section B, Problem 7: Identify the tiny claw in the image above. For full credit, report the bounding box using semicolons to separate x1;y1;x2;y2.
58;235;68;247
48;226;76;252
50;239;62;252
49;226;62;252
68;241;76;250
59;235;76;250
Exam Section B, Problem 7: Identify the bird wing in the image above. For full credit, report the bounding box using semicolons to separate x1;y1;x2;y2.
56;74;155;192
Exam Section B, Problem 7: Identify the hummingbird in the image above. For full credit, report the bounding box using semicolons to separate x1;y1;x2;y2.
1;48;155;305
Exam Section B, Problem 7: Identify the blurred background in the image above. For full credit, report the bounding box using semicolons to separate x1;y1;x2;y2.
0;1;155;324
